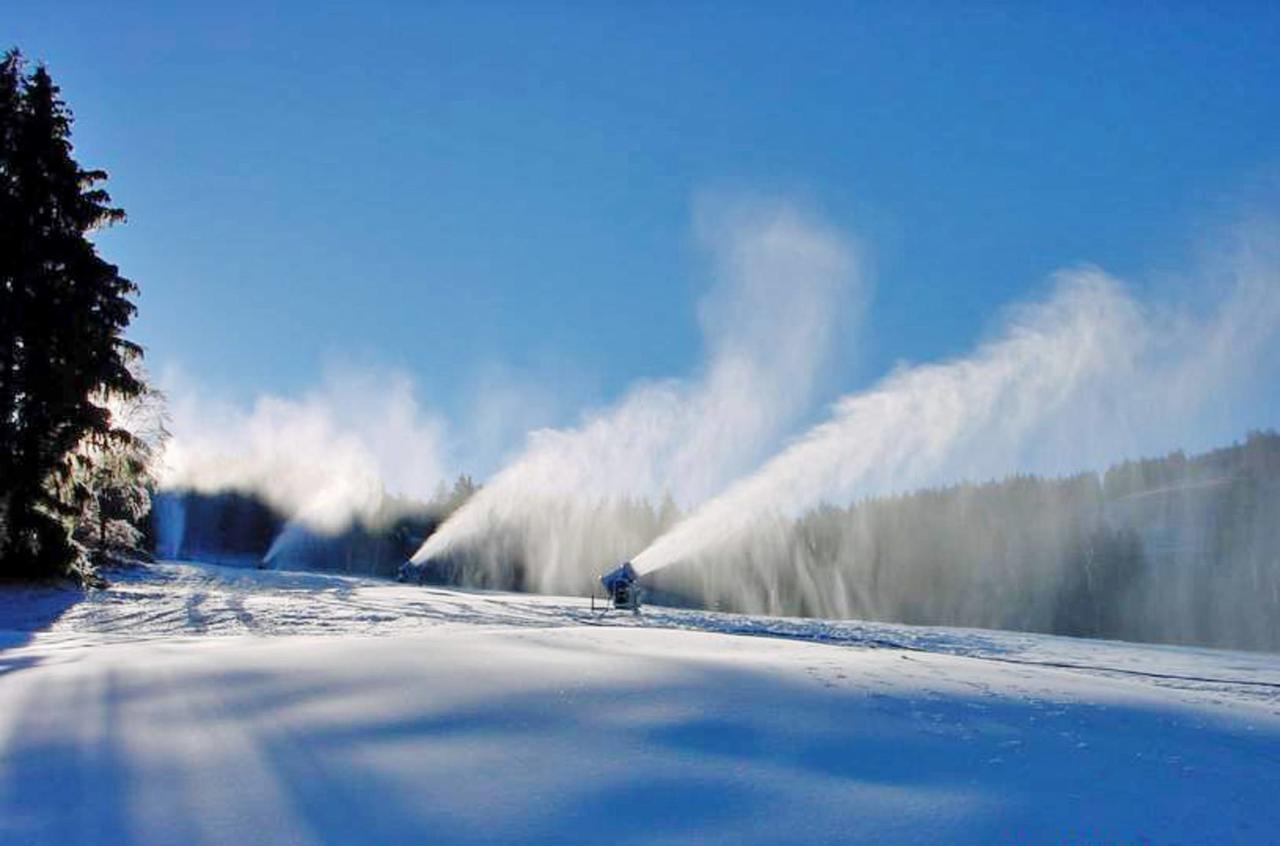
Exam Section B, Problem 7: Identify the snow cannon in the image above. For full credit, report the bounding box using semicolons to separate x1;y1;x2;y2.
600;561;642;613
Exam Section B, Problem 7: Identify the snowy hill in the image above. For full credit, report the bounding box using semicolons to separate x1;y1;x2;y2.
2;562;1278;844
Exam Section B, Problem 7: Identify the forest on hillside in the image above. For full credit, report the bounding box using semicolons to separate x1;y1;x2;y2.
652;431;1280;651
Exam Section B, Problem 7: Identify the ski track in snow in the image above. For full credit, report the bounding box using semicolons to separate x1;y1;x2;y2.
2;560;1279;845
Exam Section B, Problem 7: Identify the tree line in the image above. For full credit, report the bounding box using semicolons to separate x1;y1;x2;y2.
152;474;482;579
650;430;1280;651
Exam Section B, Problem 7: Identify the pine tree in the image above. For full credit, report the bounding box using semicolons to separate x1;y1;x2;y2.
72;372;167;559
0;51;145;579
0;52;23;555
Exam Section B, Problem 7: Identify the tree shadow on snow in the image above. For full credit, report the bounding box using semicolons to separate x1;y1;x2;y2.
0;637;1278;845
0;583;86;675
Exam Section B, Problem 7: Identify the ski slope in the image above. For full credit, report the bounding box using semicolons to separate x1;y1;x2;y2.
2;561;1279;845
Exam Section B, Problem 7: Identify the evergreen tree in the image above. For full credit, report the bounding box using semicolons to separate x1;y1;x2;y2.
0;51;144;579
0;53;23;553
72;371;167;559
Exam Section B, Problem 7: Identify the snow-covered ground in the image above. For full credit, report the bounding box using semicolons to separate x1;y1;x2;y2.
2;562;1279;844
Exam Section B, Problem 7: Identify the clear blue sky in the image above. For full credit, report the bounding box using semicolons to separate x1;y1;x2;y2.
10;2;1280;425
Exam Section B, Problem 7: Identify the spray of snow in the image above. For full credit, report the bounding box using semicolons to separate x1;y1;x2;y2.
632;220;1280;579
410;200;867;593
160;367;451;534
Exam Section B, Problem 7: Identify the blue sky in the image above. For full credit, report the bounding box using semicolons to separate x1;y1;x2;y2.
9;3;1280;447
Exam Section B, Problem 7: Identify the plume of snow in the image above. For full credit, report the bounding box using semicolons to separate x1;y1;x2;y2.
411;200;867;592
633;219;1280;578
160;367;450;532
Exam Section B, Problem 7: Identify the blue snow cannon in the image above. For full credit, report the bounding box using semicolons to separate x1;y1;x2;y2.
600;561;641;612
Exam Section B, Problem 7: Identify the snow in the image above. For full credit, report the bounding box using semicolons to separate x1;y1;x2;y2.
2;562;1279;844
